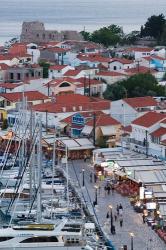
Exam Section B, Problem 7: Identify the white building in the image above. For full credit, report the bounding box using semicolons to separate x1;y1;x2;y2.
110;96;158;126
129;111;166;159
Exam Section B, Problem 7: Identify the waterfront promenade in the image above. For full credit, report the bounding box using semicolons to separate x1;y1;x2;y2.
68;159;166;250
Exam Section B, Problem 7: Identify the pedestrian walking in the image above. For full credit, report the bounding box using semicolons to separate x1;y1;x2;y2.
111;225;116;235
94;173;97;183
90;172;93;183
106;211;109;218
119;203;123;209
119;216;123;227
84;154;87;162
104;186;107;196
107;185;111;195
142;214;146;224
114;212;117;222
119;203;123;216
116;204;119;216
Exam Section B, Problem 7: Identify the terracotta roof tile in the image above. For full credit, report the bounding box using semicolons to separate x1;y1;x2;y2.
86;114;120;126
0;63;9;70
0;91;48;102
132;111;166;128
110;58;134;64
150;127;166;137
96;71;126;77
123;96;157;108
49;65;68;71
64;69;82;77
33;94;110;113
124;66;157;75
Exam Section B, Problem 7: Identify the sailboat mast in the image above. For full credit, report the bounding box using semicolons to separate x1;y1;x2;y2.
37;118;42;223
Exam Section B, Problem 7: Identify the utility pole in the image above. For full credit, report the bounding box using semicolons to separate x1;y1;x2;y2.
48;81;50;96
93;112;96;147
84;75;86;95
88;74;91;96
45;110;48;134
145;130;148;158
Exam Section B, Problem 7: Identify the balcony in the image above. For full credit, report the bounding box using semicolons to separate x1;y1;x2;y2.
129;138;149;147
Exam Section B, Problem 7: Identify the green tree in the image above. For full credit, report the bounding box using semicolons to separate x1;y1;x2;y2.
80;30;91;41
103;83;127;100
142;14;165;39
39;61;50;78
90;25;123;47
121;73;164;97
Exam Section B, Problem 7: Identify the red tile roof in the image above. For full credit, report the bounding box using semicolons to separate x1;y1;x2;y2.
43;47;69;53
110;58;133;64
143;55;166;61
96;71;126;77
64;69;82;77
123;96;157;108
8;43;27;56
33;94;110;113
126;47;153;52
86;114;120;126
124;66;157;75
0;83;21;89
132;112;166;128
123;125;132;133
49;65;68;71
0;63;9;70
150;127;166;137
0;91;48;102
61;111;104;125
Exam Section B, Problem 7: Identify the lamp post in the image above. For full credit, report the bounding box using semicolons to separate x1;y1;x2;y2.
82;168;85;187
130;232;134;250
94;185;98;206
109;205;114;234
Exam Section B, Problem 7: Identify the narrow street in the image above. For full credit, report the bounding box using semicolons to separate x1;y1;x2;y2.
67;159;166;250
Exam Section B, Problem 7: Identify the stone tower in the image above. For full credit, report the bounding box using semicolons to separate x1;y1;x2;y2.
20;21;83;43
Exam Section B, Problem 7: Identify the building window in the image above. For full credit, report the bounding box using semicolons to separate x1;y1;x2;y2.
10;73;14;80
17;73;21;80
113;66;117;70
151;135;160;144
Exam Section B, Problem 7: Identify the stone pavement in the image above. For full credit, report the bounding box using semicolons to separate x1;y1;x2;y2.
67;159;166;250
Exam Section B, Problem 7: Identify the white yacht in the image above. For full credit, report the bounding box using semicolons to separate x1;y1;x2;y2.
0;220;95;250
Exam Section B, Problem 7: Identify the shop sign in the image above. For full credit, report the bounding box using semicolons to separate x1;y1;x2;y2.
145;190;153;199
72;114;84;125
139;186;145;200
146;202;156;210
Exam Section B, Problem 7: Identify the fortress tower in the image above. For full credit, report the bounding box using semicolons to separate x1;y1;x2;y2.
20;21;83;43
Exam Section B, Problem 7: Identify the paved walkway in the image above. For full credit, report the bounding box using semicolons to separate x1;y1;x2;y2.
67;159;166;250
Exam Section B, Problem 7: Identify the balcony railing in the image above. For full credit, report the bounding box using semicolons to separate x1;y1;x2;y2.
129;138;149;147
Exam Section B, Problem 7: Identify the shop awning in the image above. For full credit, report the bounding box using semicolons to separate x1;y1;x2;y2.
81;125;93;135
100;126;116;136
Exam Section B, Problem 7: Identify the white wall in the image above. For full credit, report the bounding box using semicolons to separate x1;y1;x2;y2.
110;99;137;126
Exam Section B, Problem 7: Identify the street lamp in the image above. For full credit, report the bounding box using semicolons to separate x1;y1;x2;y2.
82;168;85;187
94;185;98;206
130;232;134;250
109;205;114;234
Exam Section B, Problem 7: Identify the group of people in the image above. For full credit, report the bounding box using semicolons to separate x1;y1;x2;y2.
106;203;124;235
